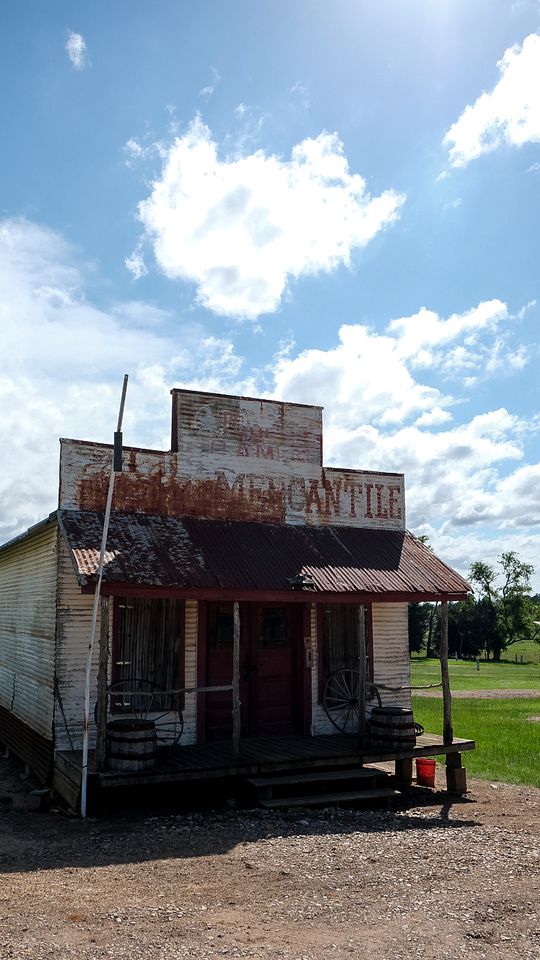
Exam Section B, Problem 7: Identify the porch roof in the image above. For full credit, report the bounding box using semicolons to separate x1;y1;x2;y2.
57;509;470;601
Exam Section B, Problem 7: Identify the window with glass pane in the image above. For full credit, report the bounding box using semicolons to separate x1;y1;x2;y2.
210;604;234;648
262;608;286;648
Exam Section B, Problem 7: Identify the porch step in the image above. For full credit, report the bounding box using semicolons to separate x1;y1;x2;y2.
248;767;377;790
247;765;398;810
259;787;400;810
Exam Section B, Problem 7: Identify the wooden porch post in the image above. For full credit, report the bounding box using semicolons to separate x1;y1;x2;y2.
95;597;110;771
357;606;366;748
440;600;453;745
232;601;241;755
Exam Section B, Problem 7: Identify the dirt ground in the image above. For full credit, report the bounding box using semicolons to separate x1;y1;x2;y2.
0;753;539;960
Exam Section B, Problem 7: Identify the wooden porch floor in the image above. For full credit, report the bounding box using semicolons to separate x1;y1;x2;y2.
55;732;475;797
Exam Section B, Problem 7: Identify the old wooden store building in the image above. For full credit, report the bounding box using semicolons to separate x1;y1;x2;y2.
0;388;474;812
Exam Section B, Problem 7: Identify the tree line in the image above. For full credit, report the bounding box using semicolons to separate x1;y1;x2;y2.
409;550;540;661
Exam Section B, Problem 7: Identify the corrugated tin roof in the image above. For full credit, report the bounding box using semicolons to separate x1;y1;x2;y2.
57;509;470;599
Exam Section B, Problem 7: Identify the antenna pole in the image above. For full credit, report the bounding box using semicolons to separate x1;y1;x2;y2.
80;375;128;817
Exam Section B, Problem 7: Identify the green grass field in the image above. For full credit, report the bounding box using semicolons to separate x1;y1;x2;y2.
410;656;540;692
501;639;540;664
412;695;540;788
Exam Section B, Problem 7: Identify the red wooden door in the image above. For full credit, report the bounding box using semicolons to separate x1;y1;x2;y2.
204;602;303;740
248;604;300;737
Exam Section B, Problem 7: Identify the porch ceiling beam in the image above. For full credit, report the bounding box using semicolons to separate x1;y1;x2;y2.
81;583;469;604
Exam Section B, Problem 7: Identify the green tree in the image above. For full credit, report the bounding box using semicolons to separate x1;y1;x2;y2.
447;597;484;659
408;602;431;654
469;552;536;660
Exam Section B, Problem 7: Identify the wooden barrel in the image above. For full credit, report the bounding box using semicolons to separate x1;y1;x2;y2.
106;719;157;771
368;706;417;751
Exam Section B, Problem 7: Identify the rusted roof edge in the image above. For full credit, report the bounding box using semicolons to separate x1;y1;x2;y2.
56;512;88;587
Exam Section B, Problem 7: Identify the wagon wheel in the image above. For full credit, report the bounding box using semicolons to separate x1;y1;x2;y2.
323;669;382;735
101;678;184;747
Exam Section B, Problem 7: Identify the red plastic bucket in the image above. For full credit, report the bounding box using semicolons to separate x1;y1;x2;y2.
416;758;436;787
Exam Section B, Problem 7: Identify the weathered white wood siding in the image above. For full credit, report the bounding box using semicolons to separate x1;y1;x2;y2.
310;602;412;734
55;556;199;751
310;604;334;735
372;603;412;709
0;522;57;739
55;536;98;751
182;600;198;744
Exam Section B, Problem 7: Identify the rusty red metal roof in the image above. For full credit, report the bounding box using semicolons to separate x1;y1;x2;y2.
57;509;470;600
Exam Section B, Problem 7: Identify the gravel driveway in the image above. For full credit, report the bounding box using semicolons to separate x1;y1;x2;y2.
1;754;539;960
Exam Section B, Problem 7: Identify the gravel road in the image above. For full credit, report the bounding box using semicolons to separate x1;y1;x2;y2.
1;754;538;960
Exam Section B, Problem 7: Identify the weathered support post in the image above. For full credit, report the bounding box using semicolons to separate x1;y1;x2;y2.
357;606;366;749
95;597;110;771
440;600;453;745
232;601;241;756
440;600;466;792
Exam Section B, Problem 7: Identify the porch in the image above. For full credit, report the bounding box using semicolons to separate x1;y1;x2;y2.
53;730;475;811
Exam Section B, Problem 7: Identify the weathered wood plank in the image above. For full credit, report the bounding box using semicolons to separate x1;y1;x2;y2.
248;768;377;788
260;787;399;809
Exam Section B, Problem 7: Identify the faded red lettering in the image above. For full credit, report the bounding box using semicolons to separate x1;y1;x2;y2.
324;478;341;517
344;478;359;517
256;445;275;459
364;483;374;519
388;484;402;520
222;411;241;432
287;477;307;512
306;479;323;515
375;483;388;519
231;474;245;499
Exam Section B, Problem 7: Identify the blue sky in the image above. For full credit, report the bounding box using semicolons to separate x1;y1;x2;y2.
1;0;539;587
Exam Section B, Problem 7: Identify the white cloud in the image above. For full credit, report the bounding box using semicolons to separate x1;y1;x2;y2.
444;32;540;167
199;67;220;100
0;218;248;542
389;300;509;361
270;306;540;586
65;31;88;71
2;218;539;588
125;245;148;280
443;197;463;210
131;117;405;320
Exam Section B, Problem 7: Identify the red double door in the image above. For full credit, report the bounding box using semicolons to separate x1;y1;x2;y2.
203;602;306;741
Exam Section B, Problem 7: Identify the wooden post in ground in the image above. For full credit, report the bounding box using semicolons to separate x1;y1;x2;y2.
232;601;241;756
440;600;467;792
95;597;110;772
446;750;467;793
357;606;366;749
440;600;453;745
395;757;413;785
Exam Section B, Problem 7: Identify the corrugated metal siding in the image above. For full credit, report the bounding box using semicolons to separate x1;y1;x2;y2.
55;536;99;751
372;603;412;710
0;704;53;783
0;521;57;740
183;599;197;744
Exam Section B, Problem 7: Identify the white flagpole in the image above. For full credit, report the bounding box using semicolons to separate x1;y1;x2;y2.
80;375;128;817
